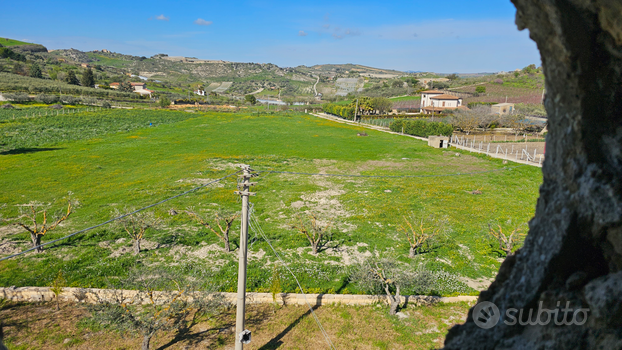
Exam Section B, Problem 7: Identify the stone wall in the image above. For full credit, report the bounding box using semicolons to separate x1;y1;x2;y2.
0;287;475;307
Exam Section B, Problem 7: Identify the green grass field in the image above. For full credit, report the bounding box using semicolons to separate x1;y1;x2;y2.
0;38;33;47
390;95;421;102
0;109;542;295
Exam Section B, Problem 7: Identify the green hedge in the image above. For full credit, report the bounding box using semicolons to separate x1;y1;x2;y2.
322;103;355;120
467;101;496;109
390;119;453;137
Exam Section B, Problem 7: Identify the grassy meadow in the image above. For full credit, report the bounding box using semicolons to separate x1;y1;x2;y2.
0;108;542;296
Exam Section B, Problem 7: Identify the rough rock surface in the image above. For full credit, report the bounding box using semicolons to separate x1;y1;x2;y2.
443;1;622;349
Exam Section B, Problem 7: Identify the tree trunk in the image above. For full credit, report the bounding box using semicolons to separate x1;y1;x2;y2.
56;295;60;311
133;239;141;255
142;334;152;350
311;242;318;255
389;297;399;315
409;246;415;258
31;233;43;253
224;235;230;252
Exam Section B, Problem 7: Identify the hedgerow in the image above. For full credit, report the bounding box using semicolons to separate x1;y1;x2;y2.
389;119;453;137
322;103;355;120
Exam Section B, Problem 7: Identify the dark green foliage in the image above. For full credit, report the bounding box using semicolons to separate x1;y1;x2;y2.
29;63;42;79
322;103;355;120
0;47;26;61
475;86;486;94
430;81;449;89
118;81;133;93
158;96;170;108
446;74;459;81
65;70;79;85
35;94;59;104
390;119;453;137
102;101;111;108
245;94;257;105
4;92;30;103
81;68;95;88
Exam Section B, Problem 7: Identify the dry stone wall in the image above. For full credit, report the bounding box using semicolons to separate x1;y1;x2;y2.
0;287;475;307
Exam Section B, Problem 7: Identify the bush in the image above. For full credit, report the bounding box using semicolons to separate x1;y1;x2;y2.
158;96;171;108
102;101;111;109
5;92;30;103
467;102;496;109
35;94;59;104
475;86;486;94
390;119;453;137
322;103;355;120
61;95;80;105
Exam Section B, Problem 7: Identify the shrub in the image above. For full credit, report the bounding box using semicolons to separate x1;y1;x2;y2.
5;92;30;103
35;94;59;104
390;119;453;137
102;101;111;109
61;95;80;105
475;86;486;94
322;103;355;120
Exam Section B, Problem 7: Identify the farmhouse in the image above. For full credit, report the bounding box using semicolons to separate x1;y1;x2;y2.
420;90;464;114
491;103;515;114
108;82;154;97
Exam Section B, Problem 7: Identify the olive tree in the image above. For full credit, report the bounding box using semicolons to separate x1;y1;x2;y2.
112;208;160;255
350;257;434;315
186;208;239;252
290;212;333;255
399;214;448;258
488;221;525;257
88;266;225;350
13;200;76;253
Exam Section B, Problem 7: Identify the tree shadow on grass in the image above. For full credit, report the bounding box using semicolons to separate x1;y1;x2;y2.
258;305;320;350
0;147;63;155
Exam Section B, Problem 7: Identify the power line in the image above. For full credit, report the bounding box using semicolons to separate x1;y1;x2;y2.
256;165;522;179
248;209;336;350
0;170;242;262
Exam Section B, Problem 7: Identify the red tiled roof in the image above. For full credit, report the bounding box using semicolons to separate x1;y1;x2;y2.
110;82;120;86
131;82;146;86
430;94;461;100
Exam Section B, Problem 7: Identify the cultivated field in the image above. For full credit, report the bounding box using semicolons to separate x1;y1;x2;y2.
0;109;542;296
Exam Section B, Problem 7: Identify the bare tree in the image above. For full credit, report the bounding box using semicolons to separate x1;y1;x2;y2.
113;208;160;255
399;215;447;258
0;321;6;350
186;208;239;252
290;213;333;255
88;266;224;350
350;257;433;315
452;105;498;135
488;223;525;256
13;200;75;253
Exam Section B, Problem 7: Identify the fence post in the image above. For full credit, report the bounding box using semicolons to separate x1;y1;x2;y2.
487;143;490;155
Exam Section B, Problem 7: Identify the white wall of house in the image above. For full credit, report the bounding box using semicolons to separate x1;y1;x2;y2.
430;99;461;108
421;92;443;108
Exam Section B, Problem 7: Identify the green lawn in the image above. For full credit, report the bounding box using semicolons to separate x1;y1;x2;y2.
390;95;421;102
0;109;542;295
0;38;33;47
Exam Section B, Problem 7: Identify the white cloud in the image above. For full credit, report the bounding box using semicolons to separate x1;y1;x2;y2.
194;18;213;26
151;14;169;21
298;30;308;37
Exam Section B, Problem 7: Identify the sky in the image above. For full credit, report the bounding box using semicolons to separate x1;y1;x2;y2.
0;0;541;73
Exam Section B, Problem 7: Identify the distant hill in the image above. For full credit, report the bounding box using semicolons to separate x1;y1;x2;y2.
0;38;33;47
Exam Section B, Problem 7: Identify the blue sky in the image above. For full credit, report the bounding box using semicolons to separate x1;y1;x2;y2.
0;0;540;72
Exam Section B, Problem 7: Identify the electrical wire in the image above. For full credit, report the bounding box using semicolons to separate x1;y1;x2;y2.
0;169;243;262
256;165;522;179
248;208;336;350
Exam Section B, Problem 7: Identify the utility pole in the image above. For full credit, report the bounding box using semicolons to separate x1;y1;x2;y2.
234;165;256;350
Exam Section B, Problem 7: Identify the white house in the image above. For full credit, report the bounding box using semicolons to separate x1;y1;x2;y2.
194;89;206;96
420;90;464;114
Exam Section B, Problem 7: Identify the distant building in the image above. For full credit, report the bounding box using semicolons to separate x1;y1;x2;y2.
109;82;120;89
102;49;110;53
428;136;450;148
420;90;465;114
80;63;90;68
194;89;206;96
491;103;515;114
